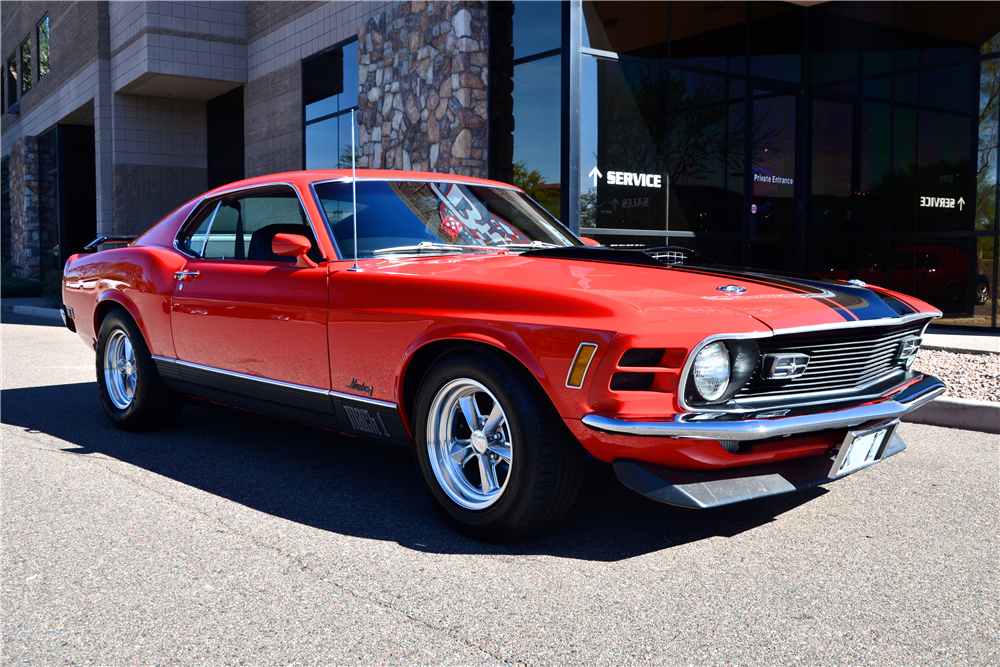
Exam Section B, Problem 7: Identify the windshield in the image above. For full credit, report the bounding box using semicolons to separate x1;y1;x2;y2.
312;180;579;258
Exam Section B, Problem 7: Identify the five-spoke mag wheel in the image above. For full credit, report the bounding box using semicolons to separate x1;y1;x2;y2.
426;378;513;510
96;309;182;431
103;329;137;409
414;350;586;542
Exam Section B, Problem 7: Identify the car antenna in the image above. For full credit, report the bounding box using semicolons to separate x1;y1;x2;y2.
347;108;362;272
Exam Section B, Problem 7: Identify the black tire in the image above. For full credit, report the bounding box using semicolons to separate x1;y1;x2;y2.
413;349;585;542
96;309;183;431
974;282;989;306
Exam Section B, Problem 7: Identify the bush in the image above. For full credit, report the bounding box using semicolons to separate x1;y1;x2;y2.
1;262;43;298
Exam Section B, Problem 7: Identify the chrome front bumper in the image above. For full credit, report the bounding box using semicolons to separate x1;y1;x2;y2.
582;374;945;442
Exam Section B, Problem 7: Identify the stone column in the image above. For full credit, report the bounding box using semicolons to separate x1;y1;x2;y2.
357;1;489;178
9;137;42;280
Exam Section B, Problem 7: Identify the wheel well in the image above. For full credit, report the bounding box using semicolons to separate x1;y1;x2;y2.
401;340;546;430
95;300;135;335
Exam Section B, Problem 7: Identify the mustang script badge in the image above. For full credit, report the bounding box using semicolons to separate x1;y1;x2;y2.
345;378;374;397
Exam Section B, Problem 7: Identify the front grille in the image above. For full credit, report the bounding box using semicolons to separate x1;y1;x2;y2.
735;322;925;401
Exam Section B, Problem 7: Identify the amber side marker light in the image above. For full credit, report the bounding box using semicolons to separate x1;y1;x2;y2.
566;343;599;388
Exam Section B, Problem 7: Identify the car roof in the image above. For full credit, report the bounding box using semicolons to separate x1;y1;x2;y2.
203;169;521;198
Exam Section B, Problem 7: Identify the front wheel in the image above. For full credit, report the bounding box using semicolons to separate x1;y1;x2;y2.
413;350;585;542
96;309;183;431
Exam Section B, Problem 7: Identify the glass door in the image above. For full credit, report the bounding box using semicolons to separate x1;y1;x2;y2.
748;91;799;271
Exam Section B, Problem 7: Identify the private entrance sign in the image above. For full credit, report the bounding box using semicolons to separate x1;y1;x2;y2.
919;195;965;210
589;167;662;189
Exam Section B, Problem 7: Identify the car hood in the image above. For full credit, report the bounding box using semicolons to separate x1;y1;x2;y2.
353;248;935;333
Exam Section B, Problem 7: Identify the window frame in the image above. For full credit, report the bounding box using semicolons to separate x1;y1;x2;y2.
174;182;329;262
301;35;360;171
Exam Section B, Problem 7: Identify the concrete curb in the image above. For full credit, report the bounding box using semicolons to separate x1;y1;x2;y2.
902;396;1000;434
1;304;63;322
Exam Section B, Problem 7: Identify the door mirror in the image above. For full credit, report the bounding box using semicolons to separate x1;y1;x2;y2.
272;233;318;268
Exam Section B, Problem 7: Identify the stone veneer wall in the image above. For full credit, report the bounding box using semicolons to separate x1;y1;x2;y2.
357;1;489;177
1;157;10;266
8;136;58;280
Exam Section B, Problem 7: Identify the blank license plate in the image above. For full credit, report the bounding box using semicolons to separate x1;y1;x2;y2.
835;424;894;476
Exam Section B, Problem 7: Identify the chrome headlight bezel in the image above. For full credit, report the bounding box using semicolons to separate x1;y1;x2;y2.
684;339;760;406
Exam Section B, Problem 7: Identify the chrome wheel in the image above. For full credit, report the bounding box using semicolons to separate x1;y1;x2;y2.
103;329;136;410
975;283;988;305
426;378;513;510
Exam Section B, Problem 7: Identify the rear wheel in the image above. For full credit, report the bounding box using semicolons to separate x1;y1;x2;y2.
413;350;585;542
975;282;989;306
96;309;183;431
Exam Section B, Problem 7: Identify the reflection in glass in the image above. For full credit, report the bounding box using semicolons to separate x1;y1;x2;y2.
669;71;743;234
20;38;31;94
37;16;49;80
6;56;16;108
750;92;796;270
810;98;853;235
305;40;358;122
750;3;802;83
669;1;746;73
304;40;359;170
510;56;561;217
979;58;999;233
306;112;359;170
512;1;561;60
860;101;891;233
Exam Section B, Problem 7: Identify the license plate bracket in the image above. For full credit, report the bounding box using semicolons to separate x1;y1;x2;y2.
830;420;899;478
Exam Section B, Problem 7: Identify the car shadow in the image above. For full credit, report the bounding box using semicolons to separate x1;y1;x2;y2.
1;381;826;562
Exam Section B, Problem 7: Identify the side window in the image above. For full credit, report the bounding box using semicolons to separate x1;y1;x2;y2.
179;188;321;262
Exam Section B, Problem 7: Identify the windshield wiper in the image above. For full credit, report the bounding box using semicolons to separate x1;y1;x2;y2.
496;240;563;250
371;242;510;257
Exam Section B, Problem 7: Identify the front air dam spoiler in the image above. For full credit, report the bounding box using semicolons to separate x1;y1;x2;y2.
613;423;907;509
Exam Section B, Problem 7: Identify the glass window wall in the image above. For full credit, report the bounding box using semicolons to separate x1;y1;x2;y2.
304;39;359;170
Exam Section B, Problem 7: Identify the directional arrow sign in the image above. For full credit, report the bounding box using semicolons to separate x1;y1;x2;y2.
958;197;965;211
589;167;603;187
611;198;619;211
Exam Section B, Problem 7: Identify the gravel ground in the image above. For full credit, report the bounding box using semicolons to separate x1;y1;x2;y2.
913;349;1000;402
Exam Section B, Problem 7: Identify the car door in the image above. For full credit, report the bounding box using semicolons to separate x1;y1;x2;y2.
170;185;331;390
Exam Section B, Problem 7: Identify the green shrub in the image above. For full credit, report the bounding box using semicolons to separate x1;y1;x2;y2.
1;262;43;298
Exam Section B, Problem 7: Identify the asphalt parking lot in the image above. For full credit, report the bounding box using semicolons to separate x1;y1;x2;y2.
2;311;997;666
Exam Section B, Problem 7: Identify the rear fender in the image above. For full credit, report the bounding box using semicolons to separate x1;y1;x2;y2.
95;290;147;348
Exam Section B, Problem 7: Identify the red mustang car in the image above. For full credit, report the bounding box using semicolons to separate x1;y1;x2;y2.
62;170;945;541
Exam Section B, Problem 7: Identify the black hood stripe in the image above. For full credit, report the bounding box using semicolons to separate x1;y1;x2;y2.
668;265;858;321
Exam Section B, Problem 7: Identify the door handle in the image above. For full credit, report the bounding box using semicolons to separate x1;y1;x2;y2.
174;270;200;281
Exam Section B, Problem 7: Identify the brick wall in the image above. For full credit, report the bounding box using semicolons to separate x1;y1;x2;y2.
1;2;108;130
243;1;392;177
109;95;208;234
109;1;247;94
357;1;489;177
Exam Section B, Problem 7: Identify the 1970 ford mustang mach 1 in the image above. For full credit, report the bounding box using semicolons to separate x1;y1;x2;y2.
62;169;945;541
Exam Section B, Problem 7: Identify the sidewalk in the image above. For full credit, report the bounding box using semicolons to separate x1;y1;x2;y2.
0;297;62;322
3;297;997;434
923;326;1000;354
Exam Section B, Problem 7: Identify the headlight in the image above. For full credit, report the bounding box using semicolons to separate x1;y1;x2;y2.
692;341;731;402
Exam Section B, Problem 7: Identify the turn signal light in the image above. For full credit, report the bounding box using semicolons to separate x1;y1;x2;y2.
566;343;599;388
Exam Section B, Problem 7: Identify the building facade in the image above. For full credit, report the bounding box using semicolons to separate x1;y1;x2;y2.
2;1;999;330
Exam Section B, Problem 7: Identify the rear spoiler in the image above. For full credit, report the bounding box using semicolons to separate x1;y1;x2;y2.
83;235;137;250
